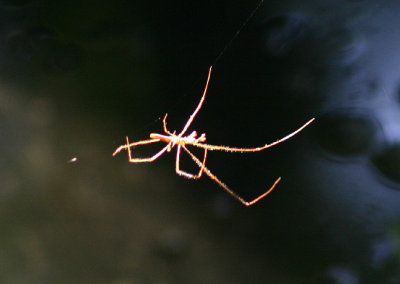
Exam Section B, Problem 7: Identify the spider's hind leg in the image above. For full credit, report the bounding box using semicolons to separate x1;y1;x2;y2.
114;136;171;163
175;145;207;179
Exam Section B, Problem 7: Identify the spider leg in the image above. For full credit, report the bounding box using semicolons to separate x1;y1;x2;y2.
181;145;280;206
162;113;173;135
179;66;212;136
113;137;161;156
127;143;171;163
257;117;315;149
114;136;171;163
175;144;207;179
191;117;315;153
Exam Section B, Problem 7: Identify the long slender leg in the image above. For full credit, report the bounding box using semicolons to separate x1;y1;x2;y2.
162;113;173;135
114;136;171;163
113;138;161;156
181;145;280;206
191;117;315;153
179;66;213;136
175;145;207;179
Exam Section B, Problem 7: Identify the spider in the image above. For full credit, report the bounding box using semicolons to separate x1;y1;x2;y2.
113;66;314;206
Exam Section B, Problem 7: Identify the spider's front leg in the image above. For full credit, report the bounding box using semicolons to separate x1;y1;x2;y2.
175;145;207;179
181;145;281;206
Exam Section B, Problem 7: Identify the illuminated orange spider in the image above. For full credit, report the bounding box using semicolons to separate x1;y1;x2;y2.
113;66;314;206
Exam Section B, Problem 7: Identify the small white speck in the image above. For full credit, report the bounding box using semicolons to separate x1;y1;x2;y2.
68;157;78;163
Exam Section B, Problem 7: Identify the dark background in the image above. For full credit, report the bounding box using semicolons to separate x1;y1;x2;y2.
1;0;400;283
